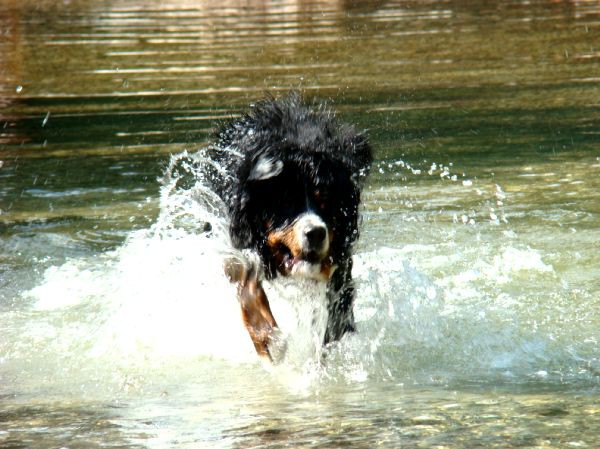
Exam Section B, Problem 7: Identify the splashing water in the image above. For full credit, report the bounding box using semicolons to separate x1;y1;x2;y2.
6;150;349;396
4;151;598;402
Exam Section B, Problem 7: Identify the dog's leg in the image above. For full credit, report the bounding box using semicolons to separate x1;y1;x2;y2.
224;258;282;361
324;259;356;345
238;272;278;360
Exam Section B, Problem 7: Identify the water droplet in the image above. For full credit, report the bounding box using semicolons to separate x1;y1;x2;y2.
42;112;51;127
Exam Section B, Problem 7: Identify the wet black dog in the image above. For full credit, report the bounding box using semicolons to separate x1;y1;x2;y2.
203;93;372;361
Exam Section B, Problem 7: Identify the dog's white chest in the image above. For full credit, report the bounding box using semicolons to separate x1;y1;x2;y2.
262;278;329;365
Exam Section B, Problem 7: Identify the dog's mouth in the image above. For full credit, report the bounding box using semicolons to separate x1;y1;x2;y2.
272;244;335;281
281;248;323;270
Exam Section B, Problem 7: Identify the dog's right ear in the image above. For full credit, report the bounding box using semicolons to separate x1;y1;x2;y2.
229;154;283;249
248;155;284;181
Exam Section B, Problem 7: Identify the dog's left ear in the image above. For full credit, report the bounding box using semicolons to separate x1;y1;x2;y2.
248;155;284;181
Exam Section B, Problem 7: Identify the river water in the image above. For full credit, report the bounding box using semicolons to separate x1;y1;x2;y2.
1;0;600;447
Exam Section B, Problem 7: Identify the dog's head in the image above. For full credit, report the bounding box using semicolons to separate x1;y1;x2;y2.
226;95;372;281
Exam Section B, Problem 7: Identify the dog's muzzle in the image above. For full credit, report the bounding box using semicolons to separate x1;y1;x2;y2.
297;213;329;258
267;213;335;281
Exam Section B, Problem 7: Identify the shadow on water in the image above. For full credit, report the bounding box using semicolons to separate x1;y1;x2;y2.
1;0;600;448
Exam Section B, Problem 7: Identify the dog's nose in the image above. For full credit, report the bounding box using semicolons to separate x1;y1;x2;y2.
304;225;327;249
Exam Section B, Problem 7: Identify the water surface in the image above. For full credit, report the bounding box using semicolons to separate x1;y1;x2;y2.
1;1;600;448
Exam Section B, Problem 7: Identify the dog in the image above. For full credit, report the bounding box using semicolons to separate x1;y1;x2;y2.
202;93;372;361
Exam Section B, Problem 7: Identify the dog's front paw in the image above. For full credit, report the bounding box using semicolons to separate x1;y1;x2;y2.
267;327;287;364
229;261;285;362
223;256;249;283
224;255;287;362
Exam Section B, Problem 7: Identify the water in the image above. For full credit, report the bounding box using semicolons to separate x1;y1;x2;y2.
1;0;600;447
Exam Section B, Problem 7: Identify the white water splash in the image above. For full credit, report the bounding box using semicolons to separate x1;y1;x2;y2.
9;151;339;395
6;151;598;399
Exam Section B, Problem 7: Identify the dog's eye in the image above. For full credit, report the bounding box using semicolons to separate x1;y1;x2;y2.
313;190;328;209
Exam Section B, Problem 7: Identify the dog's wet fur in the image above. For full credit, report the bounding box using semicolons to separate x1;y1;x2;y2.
204;93;372;361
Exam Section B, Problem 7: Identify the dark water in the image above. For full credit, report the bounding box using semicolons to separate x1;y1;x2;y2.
1;1;600;448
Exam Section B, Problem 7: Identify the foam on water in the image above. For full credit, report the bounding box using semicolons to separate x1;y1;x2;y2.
5;151;598;399
3;151;339;396
23;228;332;364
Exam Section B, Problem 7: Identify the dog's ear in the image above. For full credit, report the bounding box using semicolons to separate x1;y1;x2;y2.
248;155;284;181
229;154;283;249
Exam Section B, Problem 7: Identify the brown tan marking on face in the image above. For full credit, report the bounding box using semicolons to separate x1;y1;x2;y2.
267;224;304;259
266;215;335;281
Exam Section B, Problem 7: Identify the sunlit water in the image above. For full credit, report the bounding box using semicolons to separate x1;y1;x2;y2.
2;1;600;448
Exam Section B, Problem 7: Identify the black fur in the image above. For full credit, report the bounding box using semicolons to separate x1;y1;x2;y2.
204;93;372;344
